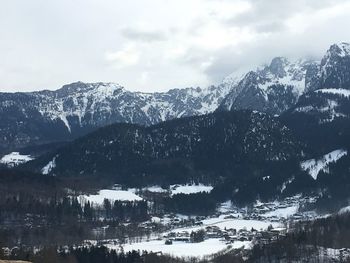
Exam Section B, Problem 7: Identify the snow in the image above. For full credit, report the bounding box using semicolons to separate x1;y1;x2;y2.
166;214;279;234
59;114;71;132
41;156;57;175
300;149;347;180
111;238;251;258
335;42;350;57
79;189;143;206
0;152;33;167
222;69;247;87
280;177;295;193
143;184;213;195
151;217;162;223
142;186;168;193
33;81;233;131
295;94;347;123
258;58;308;95
218;200;233;213
203;218;277;231
92;195;315;259
262;205;299;219
316;88;350;98
170;184;213;196
338;206;350;214
294;105;314;113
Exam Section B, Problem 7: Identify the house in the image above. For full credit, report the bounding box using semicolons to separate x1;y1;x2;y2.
165;239;173;245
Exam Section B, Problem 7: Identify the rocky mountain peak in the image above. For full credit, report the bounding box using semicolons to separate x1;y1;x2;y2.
319;42;350;90
218;57;316;115
57;82;124;97
327;42;350;58
268;57;289;78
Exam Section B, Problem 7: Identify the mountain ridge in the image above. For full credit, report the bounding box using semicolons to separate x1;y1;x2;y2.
24;110;303;191
1;42;350;154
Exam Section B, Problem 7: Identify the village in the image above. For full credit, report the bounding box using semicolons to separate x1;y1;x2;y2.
155;195;315;245
93;194;319;257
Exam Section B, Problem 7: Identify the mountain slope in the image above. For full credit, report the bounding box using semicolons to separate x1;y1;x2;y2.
25;110;303;187
306;42;350;92
281;88;350;155
0;82;232;154
219;42;350;115
218;57;317;115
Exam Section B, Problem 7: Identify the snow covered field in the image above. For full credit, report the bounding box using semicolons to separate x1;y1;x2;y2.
170;184;213;195
168;217;280;235
262;205;299;218
111;238;250;258
143;184;213;195
0;152;33;167
77;183;213;207
142;186;168;193
78;189;143;206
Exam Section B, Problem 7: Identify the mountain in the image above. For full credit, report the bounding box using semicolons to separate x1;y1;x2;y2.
25;110;303;189
278;43;350;155
0;82;232;154
281;88;350;155
2;42;350;155
218;57;318;115
219;42;350;115
307;42;350;92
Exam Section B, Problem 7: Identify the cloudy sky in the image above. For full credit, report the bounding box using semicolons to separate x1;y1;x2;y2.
1;0;350;92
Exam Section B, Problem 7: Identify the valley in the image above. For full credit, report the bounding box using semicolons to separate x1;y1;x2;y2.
2;42;350;262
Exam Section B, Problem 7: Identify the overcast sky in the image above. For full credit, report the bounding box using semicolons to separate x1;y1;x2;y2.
1;0;350;92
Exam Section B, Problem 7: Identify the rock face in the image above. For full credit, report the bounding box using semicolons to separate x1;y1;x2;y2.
218;57;318;115
219;42;350;114
307;42;350;92
278;43;350;155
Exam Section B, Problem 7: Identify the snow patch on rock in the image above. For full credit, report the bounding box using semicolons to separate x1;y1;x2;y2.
41;156;58;175
300;149;347;180
316;88;350;98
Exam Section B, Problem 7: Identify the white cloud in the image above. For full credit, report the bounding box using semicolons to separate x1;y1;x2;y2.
286;1;350;34
105;45;140;67
0;0;349;92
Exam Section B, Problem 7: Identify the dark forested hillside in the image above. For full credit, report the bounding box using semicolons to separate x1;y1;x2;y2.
25;110;302;186
249;212;350;262
281;90;350;155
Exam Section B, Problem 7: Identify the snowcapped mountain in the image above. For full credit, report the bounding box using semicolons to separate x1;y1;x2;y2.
219;42;350;116
305;42;350;92
0;82;233;153
319;42;350;90
34;82;235;129
1;42;350;154
278;43;350;155
218;57;318;115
